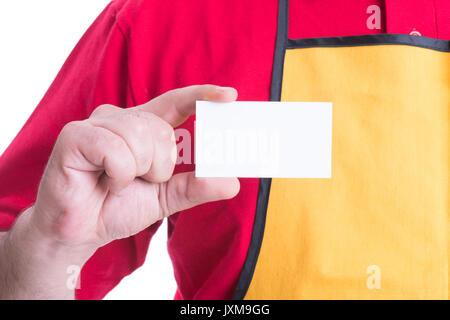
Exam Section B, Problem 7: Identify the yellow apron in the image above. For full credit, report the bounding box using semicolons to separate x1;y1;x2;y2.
234;0;449;300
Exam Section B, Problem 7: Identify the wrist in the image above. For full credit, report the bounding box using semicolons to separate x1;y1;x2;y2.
8;207;97;266
0;207;97;299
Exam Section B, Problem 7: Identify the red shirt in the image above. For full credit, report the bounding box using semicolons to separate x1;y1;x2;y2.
0;0;449;300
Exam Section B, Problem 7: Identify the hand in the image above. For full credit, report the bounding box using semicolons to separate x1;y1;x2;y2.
32;85;240;251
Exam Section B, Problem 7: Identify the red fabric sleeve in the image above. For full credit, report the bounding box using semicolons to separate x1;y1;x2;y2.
0;2;120;230
0;0;161;299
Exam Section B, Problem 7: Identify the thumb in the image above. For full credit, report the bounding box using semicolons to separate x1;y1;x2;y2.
160;172;240;217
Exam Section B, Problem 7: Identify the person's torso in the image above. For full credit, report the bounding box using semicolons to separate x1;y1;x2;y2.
104;0;450;299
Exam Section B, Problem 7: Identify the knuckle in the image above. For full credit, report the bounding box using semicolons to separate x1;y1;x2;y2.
90;104;116;117
156;121;175;141
133;122;147;136
133;144;152;172
131;110;174;142
150;170;173;184
123;111;152;135
108;134;126;152
147;157;175;183
58;121;85;144
61;120;82;134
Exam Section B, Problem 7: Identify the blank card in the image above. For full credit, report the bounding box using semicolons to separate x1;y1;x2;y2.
195;101;332;178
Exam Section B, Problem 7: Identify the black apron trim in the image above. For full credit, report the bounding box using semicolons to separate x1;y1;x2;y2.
287;33;450;52
232;0;450;301
231;0;288;300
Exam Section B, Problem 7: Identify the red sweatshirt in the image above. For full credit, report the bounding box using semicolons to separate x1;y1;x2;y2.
0;0;449;300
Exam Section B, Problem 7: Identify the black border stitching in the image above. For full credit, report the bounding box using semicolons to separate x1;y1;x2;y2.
231;0;288;300
287;33;450;52
232;0;450;301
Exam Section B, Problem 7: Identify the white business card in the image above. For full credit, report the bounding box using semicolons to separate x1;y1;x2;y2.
195;101;332;178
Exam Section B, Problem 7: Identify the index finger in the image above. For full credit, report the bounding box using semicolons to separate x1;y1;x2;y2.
136;85;238;127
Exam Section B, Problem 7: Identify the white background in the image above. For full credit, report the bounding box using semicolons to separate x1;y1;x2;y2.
0;0;176;299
